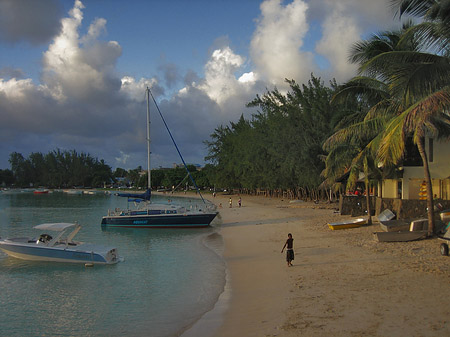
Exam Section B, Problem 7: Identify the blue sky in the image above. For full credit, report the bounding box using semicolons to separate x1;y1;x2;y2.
0;0;400;171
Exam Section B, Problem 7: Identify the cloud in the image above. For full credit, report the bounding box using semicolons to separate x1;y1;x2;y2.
196;47;246;104
0;1;148;170
158;63;181;89
310;0;398;82
250;0;314;89
0;0;63;45
248;0;397;85
0;67;26;79
41;0;122;103
0;0;234;170
314;3;360;81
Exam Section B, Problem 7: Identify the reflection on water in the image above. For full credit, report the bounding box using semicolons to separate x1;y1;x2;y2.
0;191;224;337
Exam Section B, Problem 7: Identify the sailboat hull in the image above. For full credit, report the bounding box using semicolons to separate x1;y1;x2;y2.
101;212;218;228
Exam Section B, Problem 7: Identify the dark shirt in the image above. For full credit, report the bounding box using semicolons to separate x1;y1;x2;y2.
286;238;293;249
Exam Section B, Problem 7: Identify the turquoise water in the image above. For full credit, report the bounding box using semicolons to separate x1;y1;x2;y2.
0;191;224;337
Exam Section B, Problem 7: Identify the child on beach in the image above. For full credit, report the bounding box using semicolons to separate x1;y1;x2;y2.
281;233;294;267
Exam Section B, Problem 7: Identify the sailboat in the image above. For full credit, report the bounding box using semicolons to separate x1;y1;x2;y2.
101;88;218;228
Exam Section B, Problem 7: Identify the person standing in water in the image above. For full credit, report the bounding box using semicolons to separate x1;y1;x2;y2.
281;233;294;267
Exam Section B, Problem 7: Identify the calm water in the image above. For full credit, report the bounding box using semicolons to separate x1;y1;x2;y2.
0;190;225;337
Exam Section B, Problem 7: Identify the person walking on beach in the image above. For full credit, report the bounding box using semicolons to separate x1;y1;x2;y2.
281;233;294;267
229;197;232;208
238;197;241;207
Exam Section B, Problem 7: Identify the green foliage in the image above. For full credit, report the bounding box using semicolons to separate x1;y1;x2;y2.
8;149;113;188
0;169;14;186
205;74;351;197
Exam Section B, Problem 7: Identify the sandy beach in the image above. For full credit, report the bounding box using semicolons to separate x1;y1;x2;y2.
187;193;450;337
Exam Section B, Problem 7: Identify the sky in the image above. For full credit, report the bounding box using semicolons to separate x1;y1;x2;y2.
0;0;403;171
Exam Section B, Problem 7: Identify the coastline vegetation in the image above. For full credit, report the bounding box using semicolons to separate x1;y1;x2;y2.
2;149;213;191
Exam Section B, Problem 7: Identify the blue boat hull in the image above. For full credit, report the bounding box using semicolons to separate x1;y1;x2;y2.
101;212;218;228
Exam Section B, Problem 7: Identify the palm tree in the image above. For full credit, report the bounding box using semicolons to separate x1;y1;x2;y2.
359;1;450;235
323;28;416;225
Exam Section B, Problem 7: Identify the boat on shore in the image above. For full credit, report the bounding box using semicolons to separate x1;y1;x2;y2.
0;223;122;264
379;219;411;232
101;87;217;229
328;217;367;230
374;230;428;242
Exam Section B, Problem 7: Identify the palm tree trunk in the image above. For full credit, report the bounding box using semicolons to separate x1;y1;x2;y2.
364;157;372;225
417;136;435;236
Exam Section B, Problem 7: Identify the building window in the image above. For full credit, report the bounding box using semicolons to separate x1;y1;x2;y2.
403;137;422;166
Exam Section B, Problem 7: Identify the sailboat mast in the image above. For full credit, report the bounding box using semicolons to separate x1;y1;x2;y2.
146;87;151;190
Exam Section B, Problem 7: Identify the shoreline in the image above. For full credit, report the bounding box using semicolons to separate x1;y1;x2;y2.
172;191;450;337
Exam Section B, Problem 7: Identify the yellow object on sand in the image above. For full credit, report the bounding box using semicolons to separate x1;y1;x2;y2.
328;217;367;230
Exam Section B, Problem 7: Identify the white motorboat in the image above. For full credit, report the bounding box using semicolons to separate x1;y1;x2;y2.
0;223;122;264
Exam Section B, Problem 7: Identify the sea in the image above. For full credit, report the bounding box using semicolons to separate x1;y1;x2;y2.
0;190;225;337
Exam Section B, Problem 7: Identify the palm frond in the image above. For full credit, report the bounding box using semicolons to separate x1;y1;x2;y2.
322;143;357;181
332;76;390;106
361;51;450;101
323;117;387;151
404;87;450;134
391;0;435;19
364;99;399;120
376;111;408;166
400;21;450;55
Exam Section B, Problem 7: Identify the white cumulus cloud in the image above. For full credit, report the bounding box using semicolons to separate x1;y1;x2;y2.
250;0;314;89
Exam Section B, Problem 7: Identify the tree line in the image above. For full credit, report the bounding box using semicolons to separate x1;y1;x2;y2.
205;76;353;200
6;150;114;188
2;150;213;191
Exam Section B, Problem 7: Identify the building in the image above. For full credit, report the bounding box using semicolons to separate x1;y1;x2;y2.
380;137;450;200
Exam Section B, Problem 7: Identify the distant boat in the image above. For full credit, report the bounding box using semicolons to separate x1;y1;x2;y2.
328;217;367;230
63;189;83;195
0;223;122;264
33;189;49;194
101;87;218;229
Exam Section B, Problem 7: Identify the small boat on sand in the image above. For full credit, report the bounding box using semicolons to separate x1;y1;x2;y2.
379;219;411;232
328;217;367;230
0;223;122;264
373;230;428;242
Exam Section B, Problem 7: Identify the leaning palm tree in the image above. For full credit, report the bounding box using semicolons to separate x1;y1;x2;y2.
353;1;450;235
323;27;416;225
